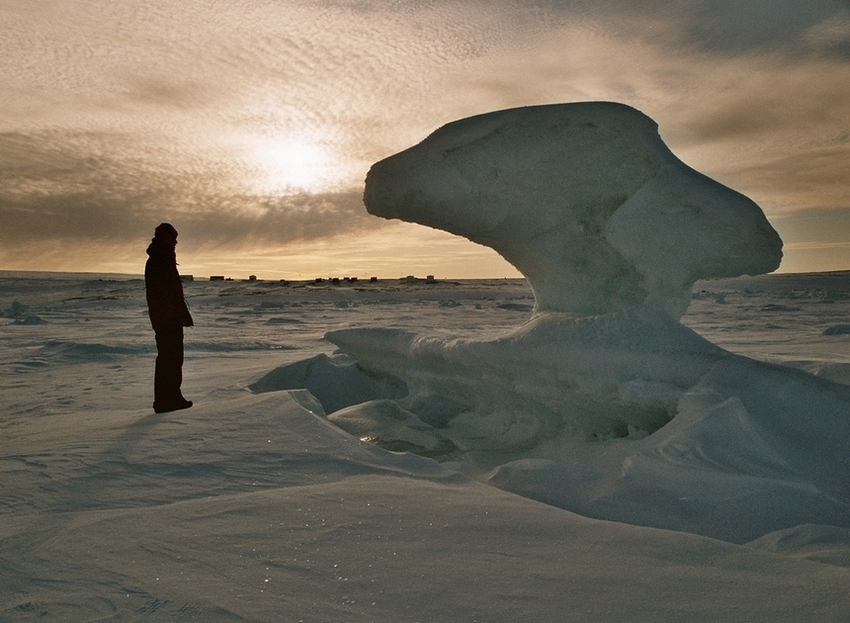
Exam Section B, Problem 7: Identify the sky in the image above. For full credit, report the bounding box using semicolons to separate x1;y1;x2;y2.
2;0;849;280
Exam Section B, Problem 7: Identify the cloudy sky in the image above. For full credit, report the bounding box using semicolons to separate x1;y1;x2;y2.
2;0;849;279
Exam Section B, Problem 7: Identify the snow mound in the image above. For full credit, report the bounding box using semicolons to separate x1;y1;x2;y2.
36;340;148;361
485;357;850;543
12;314;46;325
747;524;850;568
364;102;782;318
327;309;726;445
323;315;850;541
823;324;850;336
249;353;408;413
328;399;453;456
2;300;30;318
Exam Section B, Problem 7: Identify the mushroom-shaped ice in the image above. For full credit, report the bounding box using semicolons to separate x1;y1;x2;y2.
365;102;782;318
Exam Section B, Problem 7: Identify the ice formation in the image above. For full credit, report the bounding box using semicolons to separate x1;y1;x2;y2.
264;103;847;543
327;102;792;447
364;102;782;318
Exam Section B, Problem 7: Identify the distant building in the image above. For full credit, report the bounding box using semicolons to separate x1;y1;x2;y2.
180;274;194;282
210;276;225;281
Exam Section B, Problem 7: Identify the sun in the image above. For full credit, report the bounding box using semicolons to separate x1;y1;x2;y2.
250;136;335;194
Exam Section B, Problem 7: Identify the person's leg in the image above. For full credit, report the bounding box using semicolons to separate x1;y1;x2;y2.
154;325;190;412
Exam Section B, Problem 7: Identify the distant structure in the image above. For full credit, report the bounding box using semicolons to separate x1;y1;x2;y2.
210;276;225;281
248;275;257;281
399;275;438;284
179;274;194;282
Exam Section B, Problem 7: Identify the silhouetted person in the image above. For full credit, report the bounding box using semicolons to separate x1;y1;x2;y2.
145;223;193;413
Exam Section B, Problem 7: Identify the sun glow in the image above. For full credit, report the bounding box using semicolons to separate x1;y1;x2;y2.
250;136;336;194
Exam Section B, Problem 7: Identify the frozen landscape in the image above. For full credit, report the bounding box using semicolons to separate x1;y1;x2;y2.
2;103;849;621
1;271;850;621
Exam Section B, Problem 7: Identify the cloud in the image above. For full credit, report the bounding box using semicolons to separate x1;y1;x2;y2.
2;0;849;275
0;183;377;277
671;0;848;54
766;206;850;273
0;130;373;250
771;206;850;244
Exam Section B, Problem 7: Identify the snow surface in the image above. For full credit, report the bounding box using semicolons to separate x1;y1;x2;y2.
2;272;849;621
364;102;783;318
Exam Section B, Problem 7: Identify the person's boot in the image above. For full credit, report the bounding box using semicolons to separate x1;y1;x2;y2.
153;398;193;413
